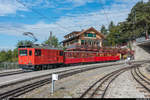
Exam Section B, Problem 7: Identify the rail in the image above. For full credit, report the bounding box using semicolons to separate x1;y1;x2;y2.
0;62;124;99
80;66;131;98
131;65;150;94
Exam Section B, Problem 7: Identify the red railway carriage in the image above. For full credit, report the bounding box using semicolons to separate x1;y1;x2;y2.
18;45;64;70
64;51;96;64
64;51;120;64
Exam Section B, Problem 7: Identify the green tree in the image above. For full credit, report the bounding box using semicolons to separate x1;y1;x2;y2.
127;1;150;38
0;50;7;62
17;40;33;47
7;50;12;62
108;21;115;31
12;48;18;62
104;1;150;47
44;35;59;48
101;25;108;35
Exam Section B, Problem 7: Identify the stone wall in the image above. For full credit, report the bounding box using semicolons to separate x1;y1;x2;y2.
132;42;150;60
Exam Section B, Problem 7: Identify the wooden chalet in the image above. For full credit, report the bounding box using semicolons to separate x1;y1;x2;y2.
61;27;105;50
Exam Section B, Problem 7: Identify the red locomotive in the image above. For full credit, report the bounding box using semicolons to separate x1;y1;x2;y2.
18;44;121;70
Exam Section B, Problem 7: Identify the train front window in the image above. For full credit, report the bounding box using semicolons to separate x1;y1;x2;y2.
19;50;27;56
35;49;41;56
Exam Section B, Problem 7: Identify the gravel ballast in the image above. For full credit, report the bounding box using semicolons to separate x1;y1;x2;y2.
105;70;145;98
18;63;149;98
19;64;128;98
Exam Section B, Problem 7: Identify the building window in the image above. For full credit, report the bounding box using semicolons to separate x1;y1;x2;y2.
81;40;84;45
85;33;96;37
84;33;88;37
88;33;93;37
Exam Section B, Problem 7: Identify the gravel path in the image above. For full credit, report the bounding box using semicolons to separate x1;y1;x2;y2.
18;64;127;98
105;70;145;98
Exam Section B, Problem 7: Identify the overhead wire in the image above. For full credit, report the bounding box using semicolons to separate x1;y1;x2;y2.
0;0;131;32
15;0;71;32
99;0;110;26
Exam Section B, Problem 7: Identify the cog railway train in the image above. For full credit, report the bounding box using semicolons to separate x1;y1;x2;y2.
18;44;128;70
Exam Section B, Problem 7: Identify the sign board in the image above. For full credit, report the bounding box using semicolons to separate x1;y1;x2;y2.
52;74;58;81
127;57;130;60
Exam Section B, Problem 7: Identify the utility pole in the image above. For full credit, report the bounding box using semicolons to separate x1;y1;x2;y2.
145;24;149;40
49;31;52;47
49;31;52;40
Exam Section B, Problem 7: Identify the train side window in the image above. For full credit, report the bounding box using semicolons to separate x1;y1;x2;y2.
60;51;64;56
29;50;32;56
35;49;41;56
19;50;27;56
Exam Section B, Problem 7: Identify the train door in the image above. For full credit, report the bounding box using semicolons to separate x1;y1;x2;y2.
28;49;34;65
59;50;64;63
35;49;42;65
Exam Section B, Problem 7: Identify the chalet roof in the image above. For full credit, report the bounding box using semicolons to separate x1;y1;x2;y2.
78;27;105;38
64;31;81;38
62;27;105;43
61;35;79;43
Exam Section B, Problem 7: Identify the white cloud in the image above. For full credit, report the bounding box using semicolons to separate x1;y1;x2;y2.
67;0;95;7
0;9;130;42
0;0;28;16
22;0;56;8
0;0;95;16
0;0;143;43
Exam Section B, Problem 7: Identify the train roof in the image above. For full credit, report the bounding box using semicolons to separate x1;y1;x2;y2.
64;50;116;53
18;44;63;50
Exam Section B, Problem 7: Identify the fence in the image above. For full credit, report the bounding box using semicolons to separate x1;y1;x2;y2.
136;35;150;43
0;62;19;71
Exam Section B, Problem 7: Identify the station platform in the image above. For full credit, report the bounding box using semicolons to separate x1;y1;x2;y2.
0;69;22;74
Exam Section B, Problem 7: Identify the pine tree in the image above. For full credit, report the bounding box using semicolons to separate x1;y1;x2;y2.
101;25;108;35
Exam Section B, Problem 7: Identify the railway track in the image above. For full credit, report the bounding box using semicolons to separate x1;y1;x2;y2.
131;65;150;96
0;62;126;99
0;60;148;99
0;61;122;78
0;59;148;78
0;70;33;77
80;66;131;98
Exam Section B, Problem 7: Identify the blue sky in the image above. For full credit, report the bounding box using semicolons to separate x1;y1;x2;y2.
0;0;148;50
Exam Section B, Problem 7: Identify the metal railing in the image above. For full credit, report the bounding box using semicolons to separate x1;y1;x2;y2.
136;35;150;43
0;62;19;71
